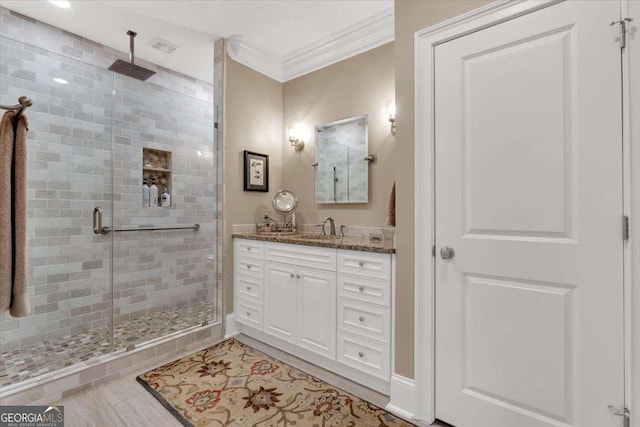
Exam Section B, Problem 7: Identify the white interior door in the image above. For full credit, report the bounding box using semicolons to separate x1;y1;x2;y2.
434;2;624;427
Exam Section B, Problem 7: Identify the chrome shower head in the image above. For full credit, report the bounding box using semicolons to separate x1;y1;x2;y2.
108;30;155;81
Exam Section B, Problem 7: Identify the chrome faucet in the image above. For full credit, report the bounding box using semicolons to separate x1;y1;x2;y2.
323;217;336;236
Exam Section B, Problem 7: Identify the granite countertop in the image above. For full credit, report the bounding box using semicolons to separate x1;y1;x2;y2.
232;232;395;254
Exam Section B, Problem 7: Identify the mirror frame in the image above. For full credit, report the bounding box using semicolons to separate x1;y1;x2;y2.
315;114;369;204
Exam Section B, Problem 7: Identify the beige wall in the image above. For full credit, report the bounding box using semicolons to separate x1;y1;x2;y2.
394;0;492;378
282;43;396;226
224;56;284;313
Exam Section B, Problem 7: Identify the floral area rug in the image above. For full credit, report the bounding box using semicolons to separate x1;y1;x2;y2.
136;338;415;426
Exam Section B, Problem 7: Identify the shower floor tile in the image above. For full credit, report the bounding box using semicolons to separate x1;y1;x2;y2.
0;302;215;388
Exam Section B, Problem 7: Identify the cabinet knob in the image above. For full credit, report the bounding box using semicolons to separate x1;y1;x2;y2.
358;351;364;358
290;273;295;278
358;316;364;322
246;247;251;252
358;261;364;267
246;312;251;316
296;274;301;279
358;286;365;292
247;286;251;291
246;265;251;269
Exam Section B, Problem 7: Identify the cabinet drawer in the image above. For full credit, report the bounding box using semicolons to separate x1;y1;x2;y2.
235;239;264;259
338;299;390;343
235;257;264;278
337;250;391;279
265;242;336;271
236;274;262;301
236;297;263;330
337;331;390;379
338;274;390;307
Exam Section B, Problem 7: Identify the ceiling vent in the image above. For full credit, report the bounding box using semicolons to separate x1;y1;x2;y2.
150;37;178;54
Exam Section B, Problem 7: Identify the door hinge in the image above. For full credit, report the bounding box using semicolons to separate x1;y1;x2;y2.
623;215;630;241
432;245;436;257
608;405;630;427
610;18;633;49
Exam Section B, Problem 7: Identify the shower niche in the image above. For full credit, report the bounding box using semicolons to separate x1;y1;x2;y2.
142;147;172;207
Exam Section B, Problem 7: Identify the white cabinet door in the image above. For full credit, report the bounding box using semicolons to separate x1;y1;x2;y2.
433;2;624;427
297;266;336;358
263;261;296;343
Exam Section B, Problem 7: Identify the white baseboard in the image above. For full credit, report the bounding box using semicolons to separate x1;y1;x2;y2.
224;313;239;339
386;374;416;419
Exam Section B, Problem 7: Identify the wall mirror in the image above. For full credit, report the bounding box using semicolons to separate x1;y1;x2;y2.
315;115;368;204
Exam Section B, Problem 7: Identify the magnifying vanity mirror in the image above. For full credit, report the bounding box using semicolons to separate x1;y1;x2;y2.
272;189;298;232
315;115;369;204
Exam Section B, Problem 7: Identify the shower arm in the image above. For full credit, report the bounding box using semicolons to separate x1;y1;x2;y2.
128;30;137;64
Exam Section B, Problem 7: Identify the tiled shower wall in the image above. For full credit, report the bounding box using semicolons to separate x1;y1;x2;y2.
112;76;215;321
0;7;218;352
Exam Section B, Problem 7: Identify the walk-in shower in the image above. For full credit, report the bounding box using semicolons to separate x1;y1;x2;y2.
0;11;220;391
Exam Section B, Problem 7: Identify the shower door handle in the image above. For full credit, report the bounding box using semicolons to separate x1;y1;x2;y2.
93;207;110;235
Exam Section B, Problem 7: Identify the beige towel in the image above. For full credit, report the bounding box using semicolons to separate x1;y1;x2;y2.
385;181;396;227
10;112;29;317
0;110;30;317
0;111;14;313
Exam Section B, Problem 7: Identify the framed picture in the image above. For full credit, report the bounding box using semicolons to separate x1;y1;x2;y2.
243;150;269;192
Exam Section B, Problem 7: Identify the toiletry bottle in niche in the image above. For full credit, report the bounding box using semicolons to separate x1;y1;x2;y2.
161;187;171;207
142;179;150;207
150;179;159;207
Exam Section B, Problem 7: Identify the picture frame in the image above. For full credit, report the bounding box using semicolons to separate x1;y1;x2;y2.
243;150;269;192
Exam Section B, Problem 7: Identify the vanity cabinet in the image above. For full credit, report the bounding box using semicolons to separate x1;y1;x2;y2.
336;250;392;379
263;242;336;359
234;240;265;330
233;237;392;392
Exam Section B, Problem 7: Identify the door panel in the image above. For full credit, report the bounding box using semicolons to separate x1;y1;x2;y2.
434;2;623;427
297;266;336;358
462;27;573;238
263;262;296;343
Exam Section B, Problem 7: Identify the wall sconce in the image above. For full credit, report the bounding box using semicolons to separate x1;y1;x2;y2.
287;124;305;152
385;100;396;135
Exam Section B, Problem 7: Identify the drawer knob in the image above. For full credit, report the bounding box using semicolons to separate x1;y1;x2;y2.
358;286;365;292
358;261;364;267
246;312;251;316
246;265;251;269
247;247;251;251
247;286;251;291
296;274;301;279
358;351;364;358
359;316;364;322
290;273;295;278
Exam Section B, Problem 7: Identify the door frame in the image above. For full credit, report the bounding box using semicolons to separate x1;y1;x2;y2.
627;1;639;425
413;0;634;423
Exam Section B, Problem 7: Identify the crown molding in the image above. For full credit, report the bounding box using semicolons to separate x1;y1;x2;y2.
226;7;394;83
282;7;394;81
226;35;284;82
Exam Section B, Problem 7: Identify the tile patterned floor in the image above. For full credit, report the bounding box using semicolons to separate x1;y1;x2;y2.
53;334;441;427
0;302;215;387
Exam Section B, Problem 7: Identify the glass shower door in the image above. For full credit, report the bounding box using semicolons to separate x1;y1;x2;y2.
110;75;217;351
0;36;114;387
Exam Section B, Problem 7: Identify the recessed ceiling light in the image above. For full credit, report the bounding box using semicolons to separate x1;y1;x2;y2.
48;0;71;8
53;77;68;84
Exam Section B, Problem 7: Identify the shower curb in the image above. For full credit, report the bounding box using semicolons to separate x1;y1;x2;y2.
0;323;223;406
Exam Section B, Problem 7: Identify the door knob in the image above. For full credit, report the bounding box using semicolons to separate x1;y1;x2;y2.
440;246;455;260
